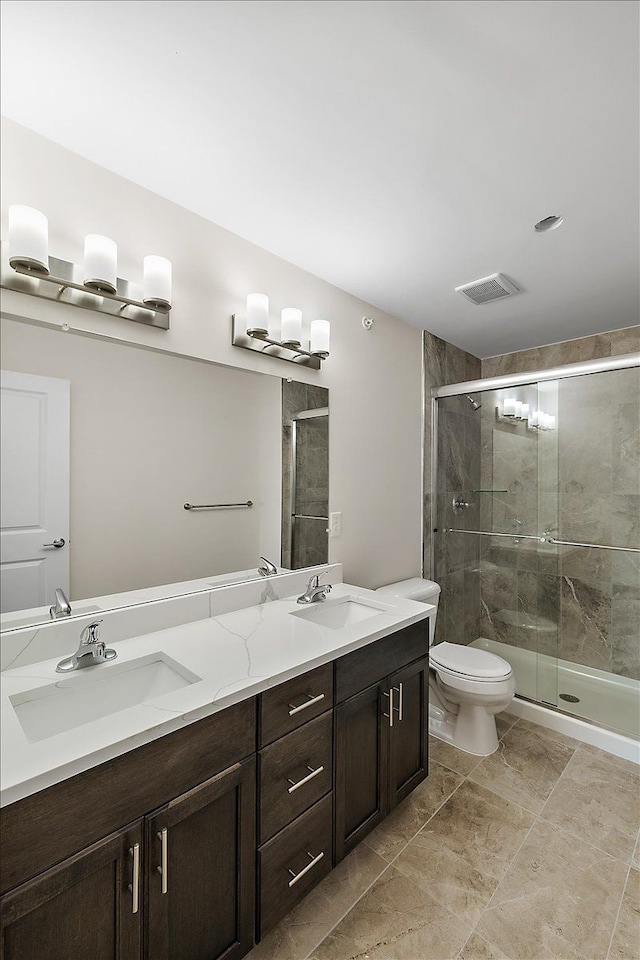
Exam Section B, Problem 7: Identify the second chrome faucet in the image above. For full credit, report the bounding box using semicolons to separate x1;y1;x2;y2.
297;574;332;605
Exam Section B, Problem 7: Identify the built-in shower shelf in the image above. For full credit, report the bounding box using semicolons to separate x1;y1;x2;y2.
470;489;508;494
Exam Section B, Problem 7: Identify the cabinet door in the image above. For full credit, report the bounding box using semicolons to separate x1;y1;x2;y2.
0;820;142;960
334;681;389;863
388;656;429;809
146;758;255;960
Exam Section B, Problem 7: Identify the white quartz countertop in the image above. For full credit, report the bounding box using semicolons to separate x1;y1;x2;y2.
1;583;433;807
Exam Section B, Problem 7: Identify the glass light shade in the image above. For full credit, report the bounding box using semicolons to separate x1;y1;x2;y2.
247;293;269;337
281;307;302;347
310;319;330;358
143;255;172;310
83;234;117;294
8;205;49;275
503;397;516;417
520;403;530;421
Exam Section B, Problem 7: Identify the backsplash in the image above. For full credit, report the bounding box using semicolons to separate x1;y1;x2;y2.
0;565;343;672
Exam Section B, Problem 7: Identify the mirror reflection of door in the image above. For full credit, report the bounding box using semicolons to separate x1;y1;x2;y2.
281;382;329;570
0;370;70;613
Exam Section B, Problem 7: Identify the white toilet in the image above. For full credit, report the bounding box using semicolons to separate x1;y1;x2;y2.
376;578;516;756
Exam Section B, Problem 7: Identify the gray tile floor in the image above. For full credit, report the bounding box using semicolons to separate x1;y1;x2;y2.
248;715;640;960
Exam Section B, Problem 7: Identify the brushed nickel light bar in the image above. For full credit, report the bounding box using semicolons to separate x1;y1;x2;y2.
1;206;171;330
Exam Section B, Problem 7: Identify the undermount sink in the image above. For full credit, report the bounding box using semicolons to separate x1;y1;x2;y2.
291;596;390;630
10;654;201;743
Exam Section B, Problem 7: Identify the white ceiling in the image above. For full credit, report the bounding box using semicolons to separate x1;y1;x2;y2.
1;0;638;358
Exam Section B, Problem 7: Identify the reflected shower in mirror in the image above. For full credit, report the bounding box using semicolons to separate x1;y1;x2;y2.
281;380;329;569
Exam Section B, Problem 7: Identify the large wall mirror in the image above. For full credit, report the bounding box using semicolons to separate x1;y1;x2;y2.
0;316;329;629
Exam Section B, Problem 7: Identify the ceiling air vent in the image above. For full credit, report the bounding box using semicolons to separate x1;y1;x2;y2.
455;273;519;305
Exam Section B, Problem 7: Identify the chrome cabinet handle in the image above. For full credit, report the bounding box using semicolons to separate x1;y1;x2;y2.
287;850;325;888
393;682;404;721
383;688;394;727
287;764;324;794
128;843;140;914
288;692;325;717
42;538;65;548
157;828;168;894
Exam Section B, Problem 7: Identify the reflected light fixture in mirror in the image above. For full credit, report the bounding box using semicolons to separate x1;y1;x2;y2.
2;204;172;329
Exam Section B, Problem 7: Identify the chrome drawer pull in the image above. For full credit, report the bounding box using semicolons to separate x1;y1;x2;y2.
287;850;325;888
287;764;324;794
288;692;325;717
157;828;168;894
128;843;140;914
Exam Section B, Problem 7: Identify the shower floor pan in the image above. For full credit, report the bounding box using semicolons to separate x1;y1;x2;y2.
472;637;640;740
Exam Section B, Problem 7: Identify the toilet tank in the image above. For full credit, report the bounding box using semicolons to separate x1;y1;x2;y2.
375;578;440;644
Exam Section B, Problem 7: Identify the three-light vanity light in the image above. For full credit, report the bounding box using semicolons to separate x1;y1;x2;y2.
2;205;172;329
498;397;556;431
232;294;330;369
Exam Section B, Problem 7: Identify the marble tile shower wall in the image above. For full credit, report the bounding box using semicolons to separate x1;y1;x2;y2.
423;332;482;645
481;324;640;377
479;324;640;681
281;381;329;570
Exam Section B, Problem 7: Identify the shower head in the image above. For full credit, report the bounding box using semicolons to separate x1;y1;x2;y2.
466;395;482;411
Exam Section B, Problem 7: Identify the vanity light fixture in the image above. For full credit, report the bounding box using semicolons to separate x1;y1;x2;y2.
1;205;172;330
232;295;330;369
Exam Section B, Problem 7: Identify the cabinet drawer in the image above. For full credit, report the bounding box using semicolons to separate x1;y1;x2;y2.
335;620;429;703
258;794;332;938
259;712;332;843
260;663;333;746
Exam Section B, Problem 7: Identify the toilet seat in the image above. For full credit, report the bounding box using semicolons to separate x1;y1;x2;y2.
430;641;512;681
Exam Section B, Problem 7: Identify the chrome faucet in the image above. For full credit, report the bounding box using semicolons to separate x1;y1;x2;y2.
56;620;117;673
50;587;72;619
258;556;278;577
297;574;332;605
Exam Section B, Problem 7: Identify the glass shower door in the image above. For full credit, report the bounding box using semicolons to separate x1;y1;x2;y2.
435;382;561;706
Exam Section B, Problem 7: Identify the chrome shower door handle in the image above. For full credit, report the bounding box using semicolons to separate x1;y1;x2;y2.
43;538;65;548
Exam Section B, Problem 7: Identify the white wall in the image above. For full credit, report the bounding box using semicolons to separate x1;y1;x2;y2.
0;118;423;589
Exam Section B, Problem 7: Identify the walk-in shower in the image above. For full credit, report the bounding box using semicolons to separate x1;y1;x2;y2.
430;353;640;743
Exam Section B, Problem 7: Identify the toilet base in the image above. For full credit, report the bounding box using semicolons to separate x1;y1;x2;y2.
428;702;500;756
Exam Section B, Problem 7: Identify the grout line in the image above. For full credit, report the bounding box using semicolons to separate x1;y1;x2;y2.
301;860;393;960
604;860;632;960
303;772;469;960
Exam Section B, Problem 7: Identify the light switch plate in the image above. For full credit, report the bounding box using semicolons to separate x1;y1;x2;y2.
329;512;342;537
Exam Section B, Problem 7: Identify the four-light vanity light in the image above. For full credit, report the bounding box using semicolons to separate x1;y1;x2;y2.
231;294;330;369
3;205;172;329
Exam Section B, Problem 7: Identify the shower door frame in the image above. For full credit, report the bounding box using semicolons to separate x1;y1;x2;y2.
289;406;329;569
428;351;640;578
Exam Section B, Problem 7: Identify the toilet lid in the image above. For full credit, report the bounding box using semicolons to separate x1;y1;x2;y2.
430;641;512;679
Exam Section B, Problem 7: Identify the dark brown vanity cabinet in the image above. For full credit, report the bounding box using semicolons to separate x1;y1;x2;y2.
0;699;257;960
256;663;334;940
0;821;143;960
0;620;431;960
145;760;256;960
334;622;429;862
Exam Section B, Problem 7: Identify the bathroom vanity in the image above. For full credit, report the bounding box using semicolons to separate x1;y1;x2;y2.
0;583;432;960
